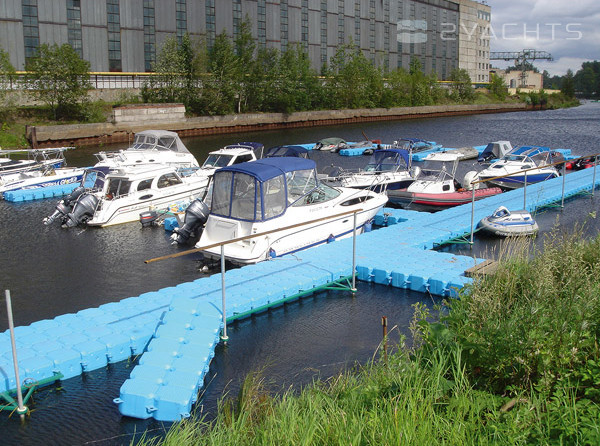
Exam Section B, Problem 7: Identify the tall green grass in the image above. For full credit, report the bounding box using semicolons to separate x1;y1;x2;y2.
138;229;600;445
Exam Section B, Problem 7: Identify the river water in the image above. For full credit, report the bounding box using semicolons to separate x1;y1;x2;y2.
2;102;600;445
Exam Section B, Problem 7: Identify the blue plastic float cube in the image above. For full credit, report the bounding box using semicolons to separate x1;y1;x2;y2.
115;378;160;419
48;347;84;380
153;385;193;421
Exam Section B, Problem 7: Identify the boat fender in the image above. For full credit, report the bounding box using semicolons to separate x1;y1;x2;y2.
327;234;335;243
463;171;480;190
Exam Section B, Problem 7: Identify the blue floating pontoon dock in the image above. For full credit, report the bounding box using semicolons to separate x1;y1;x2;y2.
1;167;598;422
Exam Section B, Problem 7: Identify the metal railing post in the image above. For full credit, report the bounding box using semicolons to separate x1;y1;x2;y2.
5;290;28;417
561;162;567;208
470;186;476;245
351;211;357;292
523;170;528;210
220;245;228;342
593;155;598;197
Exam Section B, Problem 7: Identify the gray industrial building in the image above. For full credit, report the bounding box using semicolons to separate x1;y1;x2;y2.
0;0;490;82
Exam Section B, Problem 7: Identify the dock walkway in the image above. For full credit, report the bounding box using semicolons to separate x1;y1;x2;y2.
1;167;597;421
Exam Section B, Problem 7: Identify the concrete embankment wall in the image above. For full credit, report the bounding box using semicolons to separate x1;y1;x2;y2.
28;102;529;148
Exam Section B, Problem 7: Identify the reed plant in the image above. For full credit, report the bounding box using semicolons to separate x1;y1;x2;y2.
138;228;600;445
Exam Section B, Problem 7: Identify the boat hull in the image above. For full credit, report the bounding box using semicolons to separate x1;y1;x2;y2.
0;168;85;195
479;172;559;190
478;216;539;236
199;196;386;264
388;187;503;207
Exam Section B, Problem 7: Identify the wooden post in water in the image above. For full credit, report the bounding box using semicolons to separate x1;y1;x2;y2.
5;290;28;418
381;316;388;363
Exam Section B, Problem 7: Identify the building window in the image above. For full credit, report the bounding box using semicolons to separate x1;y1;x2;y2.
320;0;327;64
22;0;39;63
301;0;308;48
176;0;187;43
143;0;155;72
107;0;121;71
258;0;266;48
233;0;241;40
337;0;344;45
206;0;215;48
369;0;375;56
67;0;82;58
354;0;360;45
281;0;288;51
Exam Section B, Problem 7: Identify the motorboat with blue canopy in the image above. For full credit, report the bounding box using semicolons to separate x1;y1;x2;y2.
322;148;417;193
195;157;387;264
265;145;309;158
475;145;564;190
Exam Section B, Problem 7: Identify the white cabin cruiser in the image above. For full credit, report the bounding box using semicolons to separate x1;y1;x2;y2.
94;130;198;169
476;146;563;190
478;206;539;237
44;165;209;227
322;148;417;193
195;157;387;264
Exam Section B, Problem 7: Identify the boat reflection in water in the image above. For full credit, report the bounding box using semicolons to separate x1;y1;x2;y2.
195;157;387;264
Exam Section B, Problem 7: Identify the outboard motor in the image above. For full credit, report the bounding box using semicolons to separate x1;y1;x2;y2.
171;199;210;244
63;193;100;228
463;171;481;191
139;210;159;227
43;185;87;225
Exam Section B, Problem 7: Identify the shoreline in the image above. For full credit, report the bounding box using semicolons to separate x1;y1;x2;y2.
28;102;530;148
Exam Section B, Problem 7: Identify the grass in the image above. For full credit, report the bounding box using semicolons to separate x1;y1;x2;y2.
135;227;600;445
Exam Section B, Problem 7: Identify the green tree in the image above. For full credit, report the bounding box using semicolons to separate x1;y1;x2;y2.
0;48;16;107
206;31;239;115
408;58;433;106
275;44;321;113
382;68;412;107
24;43;92;120
325;42;384;109
448;68;474;102
561;69;575;98
234;18;256;113
488;73;508;101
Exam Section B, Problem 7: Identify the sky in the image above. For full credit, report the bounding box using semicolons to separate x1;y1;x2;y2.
486;0;600;76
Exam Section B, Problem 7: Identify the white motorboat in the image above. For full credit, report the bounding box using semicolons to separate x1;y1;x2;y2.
387;152;503;208
93;130;199;169
478;206;539;236
0;166;85;195
198;142;259;171
195;157;387;264
322;148;417;193
0;147;73;175
475;146;563;190
44;164;209;227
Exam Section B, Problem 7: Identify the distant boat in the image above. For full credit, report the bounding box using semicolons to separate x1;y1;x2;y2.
476;146;563;190
478;206;539;237
387;152;502;208
0;147;72;175
322;148;417;193
313;137;346;152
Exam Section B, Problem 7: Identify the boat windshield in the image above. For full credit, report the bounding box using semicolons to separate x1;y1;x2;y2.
364;152;404;172
82;169;108;190
502;154;528;162
202;153;234;169
418;160;456;180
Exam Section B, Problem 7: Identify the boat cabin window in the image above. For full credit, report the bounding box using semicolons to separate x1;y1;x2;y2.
106;178;132;199
133;135;157;150
157;172;182;188
156;136;175;150
262;176;286;219
137;178;153;191
231;174;258;220
291;182;340;206
82;170;106;190
233;154;254;164
203;154;234;168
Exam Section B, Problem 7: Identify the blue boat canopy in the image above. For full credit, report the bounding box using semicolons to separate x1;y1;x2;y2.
218;157;316;182
368;149;410;168
212;157;318;222
265;145;309;158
